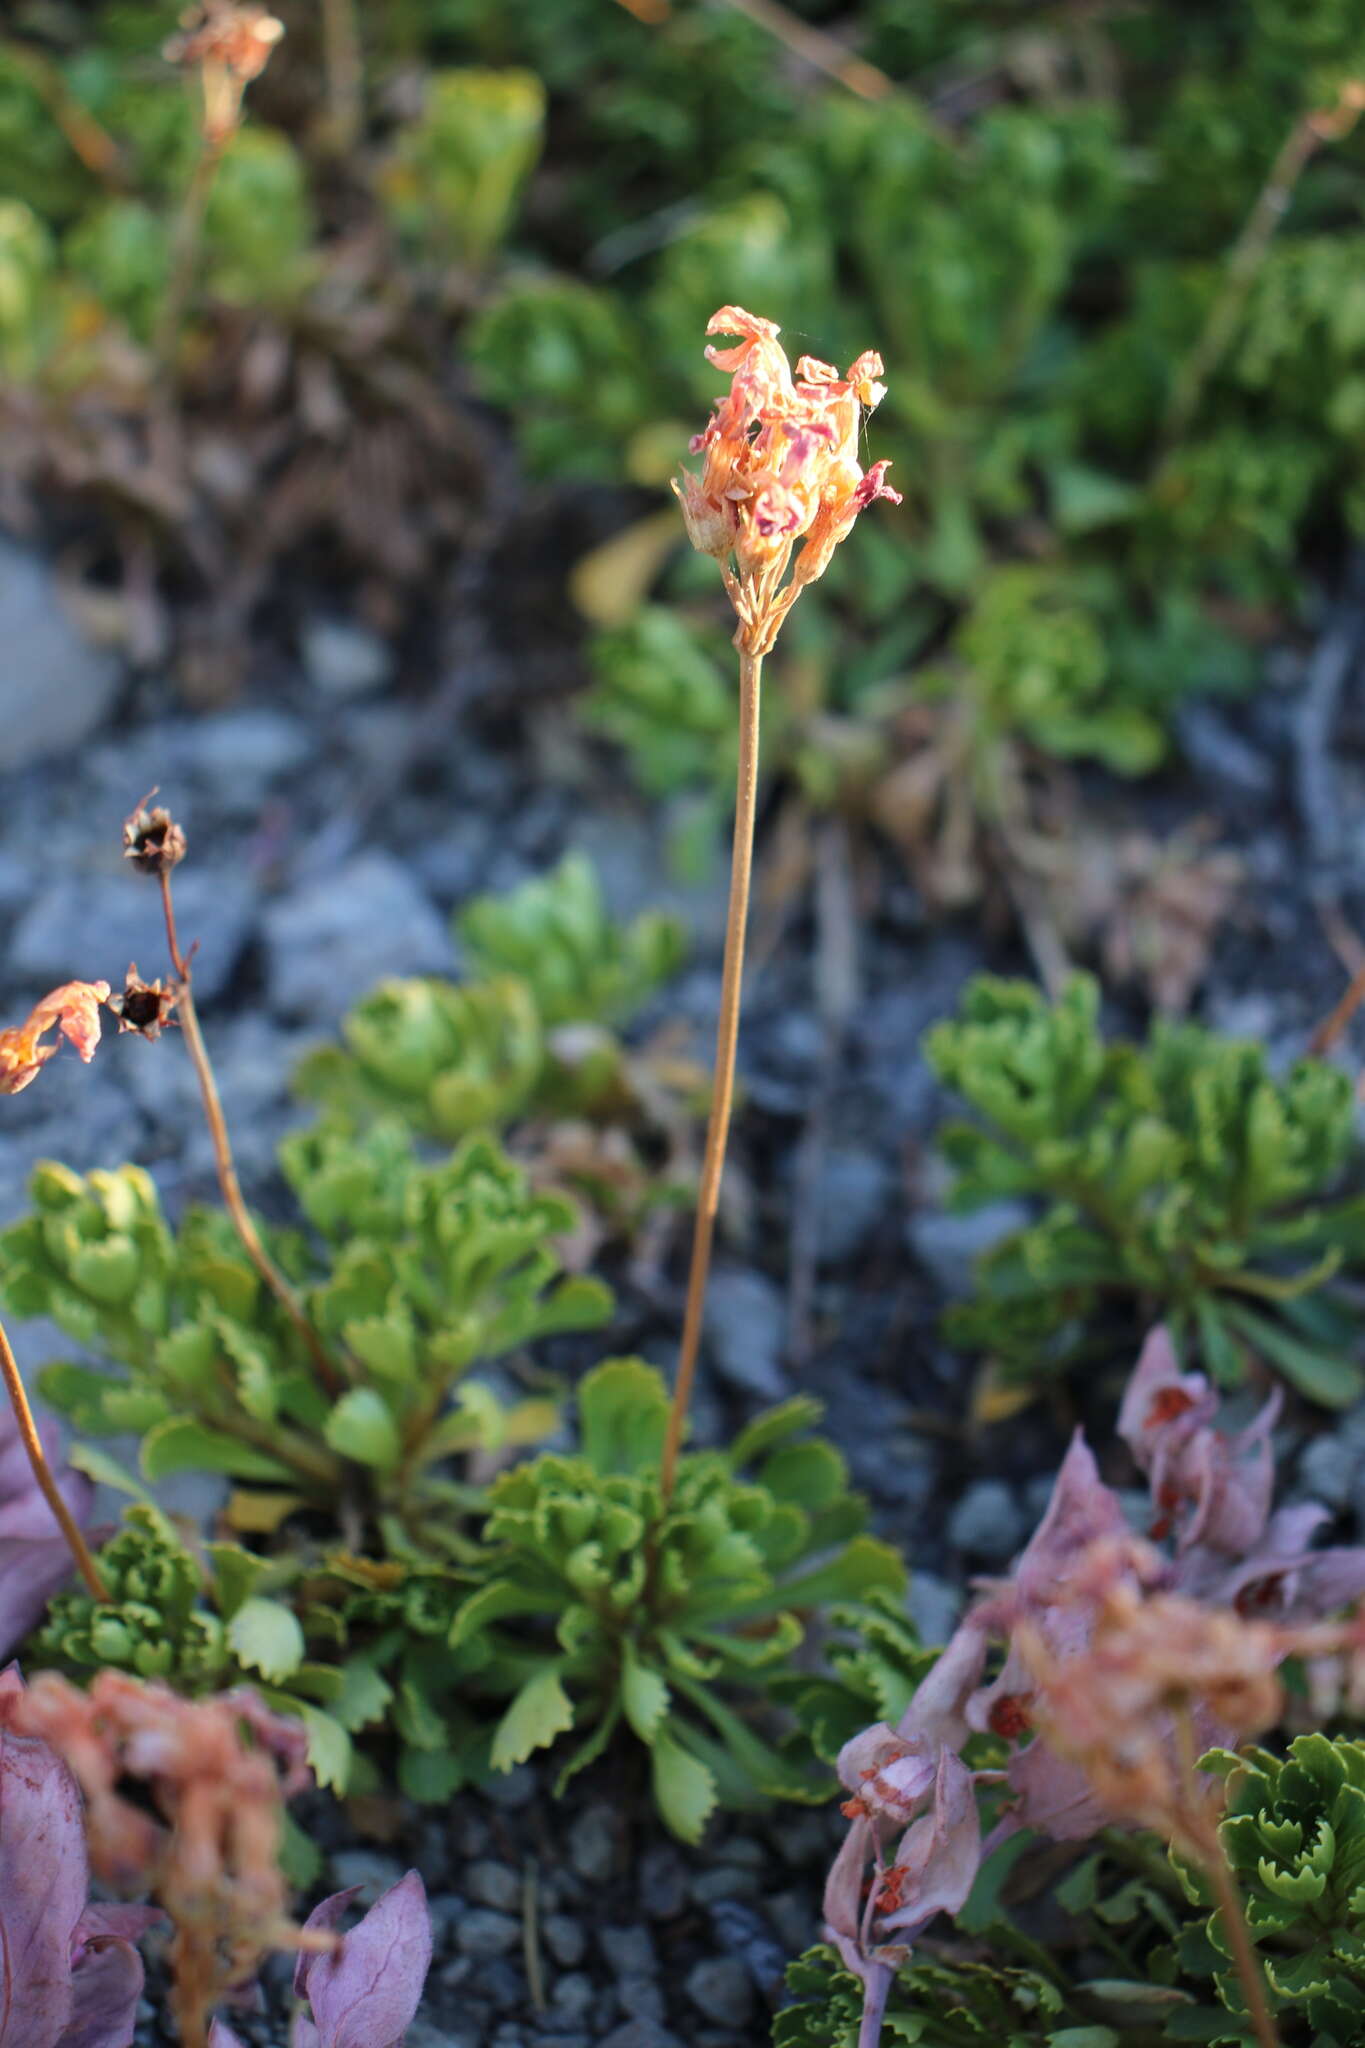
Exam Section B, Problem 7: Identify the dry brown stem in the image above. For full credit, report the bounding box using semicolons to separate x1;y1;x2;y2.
157;868;344;1396
660;646;763;1499
0;1318;104;1600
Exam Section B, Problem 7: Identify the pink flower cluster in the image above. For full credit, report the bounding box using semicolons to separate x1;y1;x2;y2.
674;307;901;655
825;1327;1365;2048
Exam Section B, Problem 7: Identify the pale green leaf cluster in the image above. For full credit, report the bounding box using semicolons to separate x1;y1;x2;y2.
927;974;1365;1404
449;1359;906;1841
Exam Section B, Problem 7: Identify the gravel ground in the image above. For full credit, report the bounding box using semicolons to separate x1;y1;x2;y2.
4;536;1365;2043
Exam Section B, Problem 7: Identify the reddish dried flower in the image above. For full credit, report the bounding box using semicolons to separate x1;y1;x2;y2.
0;1671;310;2048
165;3;284;144
107;963;180;1041
1016;1580;1286;1854
674;307;901;655
1118;1325;1277;1558
0;981;110;1095
122;795;187;877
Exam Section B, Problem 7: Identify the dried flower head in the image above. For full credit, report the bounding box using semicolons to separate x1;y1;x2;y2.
0;1670;310;2048
107;964;181;1041
674;307;901;656
0;981;110;1095
123;794;187;877
1016;1577;1285;1854
165;2;284;145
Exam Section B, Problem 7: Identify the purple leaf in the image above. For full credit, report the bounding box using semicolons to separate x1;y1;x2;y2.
0;1722;88;2048
294;1887;363;2003
208;2023;247;2048
62;1935;144;2048
298;1873;432;2048
0;1407;94;1661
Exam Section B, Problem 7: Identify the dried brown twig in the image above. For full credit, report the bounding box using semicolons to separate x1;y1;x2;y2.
122;794;344;1397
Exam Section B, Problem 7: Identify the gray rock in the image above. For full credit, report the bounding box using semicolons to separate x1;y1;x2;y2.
484;1762;537;1810
0;542;121;769
815;1148;893;1265
327;1849;405;1904
686;1958;754;2030
1298;1433;1356;1512
550;1973;595;2021
465;1860;520;1913
184;708;311;809
703;1268;787;1400
456;1908;522;1959
597;2024;683;2048
600;1926;656;1978
947;1479;1025;1566
568;1804;617;1883
263;850;453;1020
542;1913;586;1968
10;868;254;1006
690;1866;760;1906
406;2025;480;2048
303;616;394;699
638;1845;687;1921
617;1976;665;2023
908;1571;961;1646
906;1201;1030;1299
705;1899;789;1999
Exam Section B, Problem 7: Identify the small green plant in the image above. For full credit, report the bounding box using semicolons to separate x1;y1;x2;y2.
0;1123;608;1542
776;1945;1099;2048
1176;1736;1365;2042
456;852;685;1026
926;972;1365;1403
448;1358;905;1841
379;67;545;270
295;852;686;1139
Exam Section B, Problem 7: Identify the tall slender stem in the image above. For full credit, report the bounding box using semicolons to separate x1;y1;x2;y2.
153;133;224;376
661;647;763;1500
0;1320;104;1600
159;873;344;1397
1172;1711;1279;2048
319;0;364;153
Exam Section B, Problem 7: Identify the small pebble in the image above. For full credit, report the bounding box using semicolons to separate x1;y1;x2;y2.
947;1478;1026;1566
327;1849;405;1904
456;1908;522;1959
542;1914;587;1968
466;1860;521;1913
599;1926;656;1978
686;1957;754;2029
551;1973;596;2021
569;1804;617;1883
639;1844;687;1920
597;2023;684;2048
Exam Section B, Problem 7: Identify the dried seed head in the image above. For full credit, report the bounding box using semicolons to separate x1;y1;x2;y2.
123;795;187;878
164;2;284;83
108;965;180;1041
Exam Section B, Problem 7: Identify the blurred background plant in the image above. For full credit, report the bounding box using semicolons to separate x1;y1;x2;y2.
0;0;1359;823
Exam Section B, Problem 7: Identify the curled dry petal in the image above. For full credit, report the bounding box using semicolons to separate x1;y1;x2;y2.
1118;1323;1278;1557
0;983;110;1096
674;306;900;653
876;1749;981;1938
296;1873;433;2048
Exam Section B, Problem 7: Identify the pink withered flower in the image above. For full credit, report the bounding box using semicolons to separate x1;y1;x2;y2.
674;308;901;655
1016;1577;1286;1856
1118;1324;1277;1556
164;2;284;146
0;981;110;1096
0;1670;311;2048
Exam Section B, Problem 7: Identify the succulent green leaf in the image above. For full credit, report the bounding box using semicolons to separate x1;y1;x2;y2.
323;1388;403;1470
227;1597;306;1682
491;1663;575;1771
